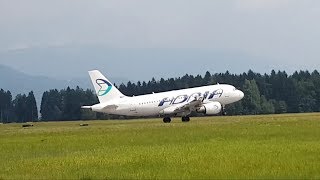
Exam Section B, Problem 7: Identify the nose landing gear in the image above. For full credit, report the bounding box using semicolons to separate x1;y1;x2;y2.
221;105;227;116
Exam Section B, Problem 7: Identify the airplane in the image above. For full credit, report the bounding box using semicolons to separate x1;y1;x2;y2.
82;70;244;123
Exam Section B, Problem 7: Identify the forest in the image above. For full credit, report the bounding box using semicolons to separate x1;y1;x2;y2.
1;70;319;123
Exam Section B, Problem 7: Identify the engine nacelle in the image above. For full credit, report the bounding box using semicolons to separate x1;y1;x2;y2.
197;102;222;115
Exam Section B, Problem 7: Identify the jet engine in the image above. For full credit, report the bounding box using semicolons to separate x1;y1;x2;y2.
196;102;222;115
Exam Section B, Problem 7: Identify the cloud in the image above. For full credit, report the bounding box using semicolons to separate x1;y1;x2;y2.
234;0;290;10
0;0;319;77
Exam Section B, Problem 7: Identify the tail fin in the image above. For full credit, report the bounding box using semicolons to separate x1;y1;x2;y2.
88;70;125;103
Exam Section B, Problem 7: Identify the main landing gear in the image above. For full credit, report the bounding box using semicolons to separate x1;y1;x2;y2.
163;117;172;123
182;116;190;122
163;117;191;123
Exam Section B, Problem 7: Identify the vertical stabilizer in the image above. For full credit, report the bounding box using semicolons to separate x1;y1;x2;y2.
88;70;125;103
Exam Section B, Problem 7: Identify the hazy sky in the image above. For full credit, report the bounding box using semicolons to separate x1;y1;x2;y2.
0;0;319;81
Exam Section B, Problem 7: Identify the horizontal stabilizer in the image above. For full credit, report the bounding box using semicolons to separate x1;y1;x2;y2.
81;106;92;109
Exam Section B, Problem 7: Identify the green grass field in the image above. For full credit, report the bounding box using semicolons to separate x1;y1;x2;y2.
1;113;320;179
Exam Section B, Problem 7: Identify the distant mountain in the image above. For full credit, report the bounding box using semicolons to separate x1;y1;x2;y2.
0;64;65;99
0;64;128;107
0;45;271;82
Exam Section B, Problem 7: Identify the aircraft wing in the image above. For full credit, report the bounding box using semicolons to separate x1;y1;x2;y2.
174;98;203;112
161;97;204;115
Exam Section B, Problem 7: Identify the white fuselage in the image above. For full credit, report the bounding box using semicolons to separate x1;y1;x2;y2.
90;84;244;117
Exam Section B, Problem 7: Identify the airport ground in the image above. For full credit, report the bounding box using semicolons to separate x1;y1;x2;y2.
1;113;320;179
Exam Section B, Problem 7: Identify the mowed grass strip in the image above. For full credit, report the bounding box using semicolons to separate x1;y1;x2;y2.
1;113;320;179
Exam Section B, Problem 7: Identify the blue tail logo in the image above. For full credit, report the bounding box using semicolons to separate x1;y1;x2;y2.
96;79;112;96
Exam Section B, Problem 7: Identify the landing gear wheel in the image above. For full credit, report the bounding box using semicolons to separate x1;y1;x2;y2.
182;116;190;122
163;117;172;123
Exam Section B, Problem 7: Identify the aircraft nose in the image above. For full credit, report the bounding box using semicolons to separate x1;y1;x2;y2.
238;90;244;100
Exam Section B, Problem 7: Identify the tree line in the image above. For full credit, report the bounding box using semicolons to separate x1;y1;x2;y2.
1;69;320;123
0;90;38;123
